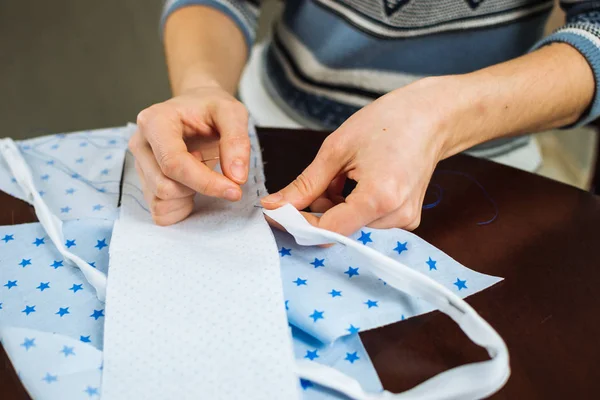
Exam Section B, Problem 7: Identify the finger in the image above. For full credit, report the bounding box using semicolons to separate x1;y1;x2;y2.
261;137;345;210
310;196;335;213
211;101;251;185
367;184;427;231
136;162;195;225
137;106;242;201
367;204;421;230
326;175;347;205
129;131;195;200
318;179;400;237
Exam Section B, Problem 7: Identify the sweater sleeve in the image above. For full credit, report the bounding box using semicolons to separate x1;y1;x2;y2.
161;0;261;52
531;1;600;127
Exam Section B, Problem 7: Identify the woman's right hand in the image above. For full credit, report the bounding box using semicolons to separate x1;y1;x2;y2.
129;84;251;226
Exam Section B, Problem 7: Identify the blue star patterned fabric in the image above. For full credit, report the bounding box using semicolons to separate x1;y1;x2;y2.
0;125;135;221
0;220;112;350
0;127;504;399
290;326;382;399
275;227;502;344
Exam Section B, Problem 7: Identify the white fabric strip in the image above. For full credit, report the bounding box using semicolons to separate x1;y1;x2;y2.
0;138;107;301
266;205;510;400
101;127;299;399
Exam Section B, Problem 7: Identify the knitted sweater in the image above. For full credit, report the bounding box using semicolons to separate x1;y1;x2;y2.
161;0;600;155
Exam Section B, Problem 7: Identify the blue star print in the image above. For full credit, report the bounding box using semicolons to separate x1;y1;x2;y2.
426;257;437;271
394;241;408;255
42;373;58;383
347;324;360;334
32;237;45;246
364;300;379;308
454;278;468;290
61;346;75;357
304;349;319;360
50;260;64;269
70;284;83;293
279;247;292;257
65;188;76;195
65;239;76;248
84;386;99;396
329;289;342;298
4;280;17;289
80;142;87;147
39;190;45;197
95;239;107;250
46;160;54;165
344;266;359;278
60;206;71;214
80;335;91;343
71;173;80;179
309;310;324;322
37;282;50;291
310;258;325;268
19;259;32;267
41;174;49;181
300;379;313;390
21;338;35;351
56;307;70;317
22;305;36;315
93;204;104;211
90;309;104;320
357;231;373;245
293;278;307;286
345;352;360;364
108;139;117;145
105;154;113;160
88;262;96;268
75;157;84;163
2;234;14;243
50;144;59;150
100;168;109;175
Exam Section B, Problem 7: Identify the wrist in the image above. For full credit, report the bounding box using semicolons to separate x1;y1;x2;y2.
406;75;478;160
172;65;226;96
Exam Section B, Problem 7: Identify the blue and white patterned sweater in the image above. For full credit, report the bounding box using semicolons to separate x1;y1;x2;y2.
162;0;600;155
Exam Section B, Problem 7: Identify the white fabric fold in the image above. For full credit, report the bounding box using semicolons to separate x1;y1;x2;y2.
265;204;510;400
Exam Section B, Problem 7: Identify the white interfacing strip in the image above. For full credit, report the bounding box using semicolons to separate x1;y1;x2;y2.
0;138;107;301
101;127;299;399
265;204;510;400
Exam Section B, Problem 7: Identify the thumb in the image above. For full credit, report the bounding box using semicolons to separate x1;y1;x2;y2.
261;145;343;210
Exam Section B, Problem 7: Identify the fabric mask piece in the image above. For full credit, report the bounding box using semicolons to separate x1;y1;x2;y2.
0;125;134;221
0;220;111;348
275;225;502;344
0;326;103;400
291;326;383;400
266;205;510;400
101;128;300;399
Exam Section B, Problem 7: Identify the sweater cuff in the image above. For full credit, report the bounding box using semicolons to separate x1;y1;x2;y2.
161;0;257;53
531;23;600;127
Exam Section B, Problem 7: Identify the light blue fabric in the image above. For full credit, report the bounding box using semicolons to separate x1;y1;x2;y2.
0;128;502;398
0;126;132;221
276;225;502;344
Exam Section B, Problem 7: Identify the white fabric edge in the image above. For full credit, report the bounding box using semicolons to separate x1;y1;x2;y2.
0;138;107;302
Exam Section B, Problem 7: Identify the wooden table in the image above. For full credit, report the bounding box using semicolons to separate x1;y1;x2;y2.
2;128;600;399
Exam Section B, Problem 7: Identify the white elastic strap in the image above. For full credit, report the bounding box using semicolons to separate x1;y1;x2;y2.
264;204;510;400
0;138;107;302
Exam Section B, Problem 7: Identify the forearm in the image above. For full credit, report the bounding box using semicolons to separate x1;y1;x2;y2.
439;43;595;158
164;6;247;96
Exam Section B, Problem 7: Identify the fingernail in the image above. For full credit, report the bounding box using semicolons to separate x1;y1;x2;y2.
262;192;283;204
223;188;241;201
230;159;246;182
